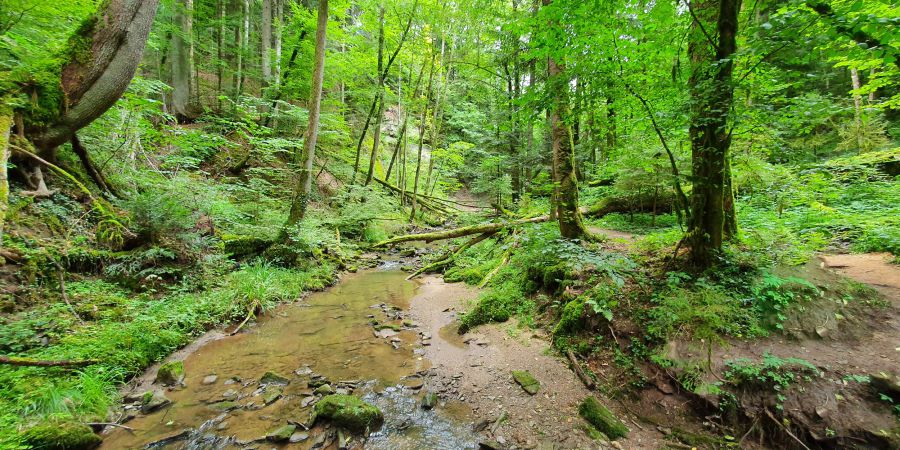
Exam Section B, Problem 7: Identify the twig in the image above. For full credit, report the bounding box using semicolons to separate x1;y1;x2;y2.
682;0;720;53
607;324;621;348
229;301;260;336
739;417;759;446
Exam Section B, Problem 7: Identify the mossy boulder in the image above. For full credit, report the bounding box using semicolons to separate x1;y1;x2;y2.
222;234;272;258
314;394;383;433
22;421;102;450
155;361;184;386
511;370;540;395
578;396;628;440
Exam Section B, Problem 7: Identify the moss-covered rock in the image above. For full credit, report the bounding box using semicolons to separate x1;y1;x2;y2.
207;400;241;412
421;392;439;410
263;386;284;405
265;424;296;442
155;361;184;386
22;420;102;450
511;370;540;395
260;371;290;385
578;396;628;440
141;391;172;413
222;234;272;258
314;394;383;433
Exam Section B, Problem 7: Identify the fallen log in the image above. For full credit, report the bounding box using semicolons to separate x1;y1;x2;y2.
407;232;496;280
371;177;452;215
373;215;549;247
0;356;99;367
375;195;676;247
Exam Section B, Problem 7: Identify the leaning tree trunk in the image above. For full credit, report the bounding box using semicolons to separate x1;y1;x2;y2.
543;0;587;240
686;0;741;267
27;0;160;153
284;0;328;229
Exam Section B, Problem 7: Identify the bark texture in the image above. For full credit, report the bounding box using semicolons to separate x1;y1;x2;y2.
30;0;161;152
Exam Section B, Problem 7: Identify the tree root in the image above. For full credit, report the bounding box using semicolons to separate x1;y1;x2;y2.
71;134;119;197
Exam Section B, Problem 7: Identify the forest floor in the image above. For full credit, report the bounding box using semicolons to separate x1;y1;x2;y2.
410;274;666;449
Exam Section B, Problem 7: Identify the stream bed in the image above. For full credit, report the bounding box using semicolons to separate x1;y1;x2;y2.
100;268;478;449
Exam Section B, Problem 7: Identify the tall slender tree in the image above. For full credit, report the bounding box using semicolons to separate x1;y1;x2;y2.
285;0;329;228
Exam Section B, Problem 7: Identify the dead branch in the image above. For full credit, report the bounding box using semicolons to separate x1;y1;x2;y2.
566;349;595;390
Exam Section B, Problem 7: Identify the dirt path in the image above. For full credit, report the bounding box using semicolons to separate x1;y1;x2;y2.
409;275;664;449
819;252;900;303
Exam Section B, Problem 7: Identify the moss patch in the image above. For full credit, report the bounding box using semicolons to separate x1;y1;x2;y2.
22;420;102;450
511;370;540;395
578;396;628;440
314;394;383;433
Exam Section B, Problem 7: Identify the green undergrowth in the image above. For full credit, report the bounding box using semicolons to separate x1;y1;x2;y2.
585;148;900;265
0;261;335;447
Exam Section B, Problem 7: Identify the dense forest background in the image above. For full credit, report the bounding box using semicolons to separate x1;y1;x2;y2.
0;0;897;448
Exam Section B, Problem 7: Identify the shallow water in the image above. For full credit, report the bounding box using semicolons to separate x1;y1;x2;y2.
100;269;477;449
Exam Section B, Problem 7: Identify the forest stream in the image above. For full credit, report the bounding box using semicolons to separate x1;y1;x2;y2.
99;264;480;449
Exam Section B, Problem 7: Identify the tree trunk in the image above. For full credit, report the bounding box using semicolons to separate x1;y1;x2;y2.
235;0;250;99
216;0;225;110
262;0;273;85
410;55;436;222
605;96;615;152
686;0;741;268
544;0;587;240
28;0;160;153
0;109;11;254
172;0;199;121
274;0;284;87
285;0;328;229
364;8;386;186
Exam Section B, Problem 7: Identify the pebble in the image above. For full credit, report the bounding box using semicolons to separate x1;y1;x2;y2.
202;375;218;385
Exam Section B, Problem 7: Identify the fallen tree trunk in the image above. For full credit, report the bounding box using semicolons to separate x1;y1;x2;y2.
407;231;496;279
371;176;452;215
373;215;549;247
375;195;675;247
0;356;99;367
